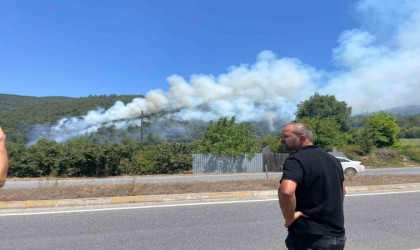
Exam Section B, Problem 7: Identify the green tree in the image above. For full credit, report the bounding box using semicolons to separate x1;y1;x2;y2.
366;111;400;147
155;143;193;174
7;142;41;177
197;116;259;156
356;126;375;155
58;138;102;177
299;117;342;151
296;93;352;131
28;139;61;176
130;146;159;175
258;134;285;153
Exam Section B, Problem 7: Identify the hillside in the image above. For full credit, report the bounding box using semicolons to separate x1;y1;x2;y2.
349;112;420;138
1;93;419;143
0;93;282;144
387;105;420;115
0;94;144;143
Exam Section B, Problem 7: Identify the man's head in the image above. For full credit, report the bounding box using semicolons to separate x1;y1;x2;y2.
280;123;314;152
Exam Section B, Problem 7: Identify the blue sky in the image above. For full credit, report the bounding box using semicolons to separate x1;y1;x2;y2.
3;0;420;142
1;0;357;97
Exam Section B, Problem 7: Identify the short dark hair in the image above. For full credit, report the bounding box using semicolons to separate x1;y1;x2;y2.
291;123;314;142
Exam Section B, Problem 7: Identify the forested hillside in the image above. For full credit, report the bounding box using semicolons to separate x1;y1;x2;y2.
1;93;420;145
1;94;283;144
0;94;143;143
349;114;420;138
387;105;420;115
395;115;420;138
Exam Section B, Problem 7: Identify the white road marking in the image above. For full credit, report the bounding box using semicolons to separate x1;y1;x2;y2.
0;189;419;217
0;199;276;217
346;189;420;197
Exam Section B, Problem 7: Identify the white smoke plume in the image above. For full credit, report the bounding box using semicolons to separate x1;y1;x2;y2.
323;0;420;113
30;0;420;143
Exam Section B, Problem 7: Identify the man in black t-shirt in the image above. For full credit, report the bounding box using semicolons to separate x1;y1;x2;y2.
278;123;346;250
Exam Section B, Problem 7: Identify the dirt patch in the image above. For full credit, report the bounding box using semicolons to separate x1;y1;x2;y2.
1;175;420;202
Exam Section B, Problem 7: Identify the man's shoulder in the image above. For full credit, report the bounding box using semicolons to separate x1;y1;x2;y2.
290;145;322;156
289;146;337;162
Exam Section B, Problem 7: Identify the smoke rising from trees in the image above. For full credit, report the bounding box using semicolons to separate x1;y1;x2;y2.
30;0;420;143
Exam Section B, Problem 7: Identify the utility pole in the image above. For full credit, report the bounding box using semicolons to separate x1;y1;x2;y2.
140;110;144;145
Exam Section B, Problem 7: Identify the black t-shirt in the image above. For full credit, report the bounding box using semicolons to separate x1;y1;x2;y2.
281;145;345;236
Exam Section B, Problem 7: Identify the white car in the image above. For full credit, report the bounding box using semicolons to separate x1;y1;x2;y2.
335;157;366;176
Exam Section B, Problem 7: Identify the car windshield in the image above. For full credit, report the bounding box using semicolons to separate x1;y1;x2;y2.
337;158;350;162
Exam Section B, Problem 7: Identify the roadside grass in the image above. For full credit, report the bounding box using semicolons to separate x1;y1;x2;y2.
340;145;420;168
400;138;420;146
1;175;420;202
358;148;415;168
395;145;420;163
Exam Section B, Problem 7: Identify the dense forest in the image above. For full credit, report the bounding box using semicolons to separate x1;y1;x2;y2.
0;94;284;144
0;94;143;143
1;94;419;145
349;114;420;138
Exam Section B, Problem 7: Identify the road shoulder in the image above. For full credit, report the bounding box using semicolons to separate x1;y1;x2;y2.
1;183;420;210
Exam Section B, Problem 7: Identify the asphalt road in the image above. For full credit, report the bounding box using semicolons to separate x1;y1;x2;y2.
0;190;419;250
4;167;420;189
362;167;420;175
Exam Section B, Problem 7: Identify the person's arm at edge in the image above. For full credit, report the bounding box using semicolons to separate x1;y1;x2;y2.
278;179;303;227
343;182;346;198
0;127;9;188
